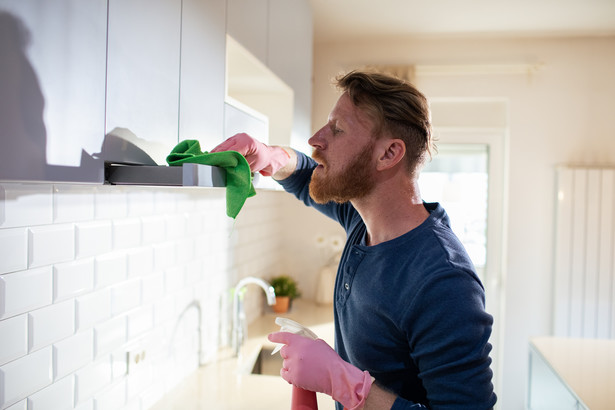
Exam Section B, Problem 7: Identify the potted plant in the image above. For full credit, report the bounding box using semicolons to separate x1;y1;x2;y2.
270;275;301;313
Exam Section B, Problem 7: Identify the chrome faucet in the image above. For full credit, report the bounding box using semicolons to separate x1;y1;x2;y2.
232;277;276;356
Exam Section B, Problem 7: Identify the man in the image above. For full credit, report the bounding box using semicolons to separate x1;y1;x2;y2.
212;71;496;409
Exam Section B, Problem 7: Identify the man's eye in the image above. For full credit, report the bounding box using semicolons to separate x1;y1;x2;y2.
333;128;343;135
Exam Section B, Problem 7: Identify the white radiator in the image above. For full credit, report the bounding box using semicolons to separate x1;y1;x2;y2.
553;166;615;339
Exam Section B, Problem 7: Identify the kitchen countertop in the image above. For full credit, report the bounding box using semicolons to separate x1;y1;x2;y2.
150;299;336;410
530;337;615;410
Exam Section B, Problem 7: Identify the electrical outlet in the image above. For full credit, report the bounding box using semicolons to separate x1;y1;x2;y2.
126;347;146;374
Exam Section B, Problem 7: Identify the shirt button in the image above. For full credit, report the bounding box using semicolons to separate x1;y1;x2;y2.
344;283;350;290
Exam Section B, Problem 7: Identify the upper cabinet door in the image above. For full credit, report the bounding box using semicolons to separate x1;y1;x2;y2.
225;0;312;152
226;0;268;65
267;0;313;153
106;0;182;165
0;0;107;182
179;0;226;150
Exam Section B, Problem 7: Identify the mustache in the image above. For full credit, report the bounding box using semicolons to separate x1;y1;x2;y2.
311;149;326;166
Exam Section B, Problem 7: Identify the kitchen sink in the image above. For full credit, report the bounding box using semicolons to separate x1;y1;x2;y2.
251;346;283;376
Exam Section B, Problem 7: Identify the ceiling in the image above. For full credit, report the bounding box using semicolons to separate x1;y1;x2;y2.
309;0;615;43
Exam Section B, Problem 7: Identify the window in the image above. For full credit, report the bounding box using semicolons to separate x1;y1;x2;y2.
420;144;489;280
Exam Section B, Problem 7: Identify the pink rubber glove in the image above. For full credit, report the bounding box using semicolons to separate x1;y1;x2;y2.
268;332;373;410
210;133;290;177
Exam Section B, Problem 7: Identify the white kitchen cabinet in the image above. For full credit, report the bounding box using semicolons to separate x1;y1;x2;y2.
179;0;227;150
0;0;107;182
105;0;182;165
267;0;313;152
226;0;269;65
226;0;312;152
1;0;310;182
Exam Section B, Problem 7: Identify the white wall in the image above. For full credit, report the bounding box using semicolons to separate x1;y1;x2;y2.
278;193;346;302
0;184;285;409
310;35;615;409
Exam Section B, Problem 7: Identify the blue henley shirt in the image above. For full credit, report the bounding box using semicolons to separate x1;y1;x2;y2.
278;151;497;409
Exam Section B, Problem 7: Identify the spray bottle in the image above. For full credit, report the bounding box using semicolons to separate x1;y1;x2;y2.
272;317;319;410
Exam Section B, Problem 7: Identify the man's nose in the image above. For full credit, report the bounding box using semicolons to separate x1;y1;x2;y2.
308;126;327;150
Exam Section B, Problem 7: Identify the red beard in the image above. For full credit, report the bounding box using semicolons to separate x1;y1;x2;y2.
309;141;376;204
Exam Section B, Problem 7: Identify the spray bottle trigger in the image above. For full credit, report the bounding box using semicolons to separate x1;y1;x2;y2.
271;317;319;355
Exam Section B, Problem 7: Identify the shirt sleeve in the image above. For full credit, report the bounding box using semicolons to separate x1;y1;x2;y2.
401;268;496;409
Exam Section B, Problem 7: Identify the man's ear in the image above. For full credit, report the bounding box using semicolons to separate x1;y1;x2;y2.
376;138;406;171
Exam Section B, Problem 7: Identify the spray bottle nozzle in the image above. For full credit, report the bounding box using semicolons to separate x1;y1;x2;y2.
271;317;319;355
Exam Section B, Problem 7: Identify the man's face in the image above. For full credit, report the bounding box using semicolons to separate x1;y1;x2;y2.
308;93;377;204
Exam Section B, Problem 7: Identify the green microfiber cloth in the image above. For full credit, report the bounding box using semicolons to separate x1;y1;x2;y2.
166;140;256;219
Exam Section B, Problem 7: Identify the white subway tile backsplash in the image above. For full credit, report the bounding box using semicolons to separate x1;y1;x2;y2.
112;218;142;250
93;379;127;410
163;266;184;295
27;374;74;410
175;238;195;265
0;182;284;409
0;314;27;366
94;187;128;220
53;185;95;223
94;253;127;289
184;212;202;236
202;207;227;233
164;214;186;241
140;216;165;245
75;357;112;404
174;288;196;319
74;399;93;410
194;234;210;257
124;398;141;410
0;183;53;229
153;242;176;272
185;260;202;286
94;316;126;358
28;224;75;268
0;267;52;320
4;399;27;410
174;192;197;212
53;330;94;380
110;279;141;316
0;346;52;408
0;227;28;274
28;300;75;352
141;273;164;304
139;381;166;410
127;190;155;217
110;350;128;381
53;259;94;302
75;221;112;258
76;289;111;330
153;296;175;326
141;326;166;358
127;305;154;339
126;247;154;278
153;191;176;214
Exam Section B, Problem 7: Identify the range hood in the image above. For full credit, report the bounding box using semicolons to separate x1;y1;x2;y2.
96;130;226;188
105;163;226;187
